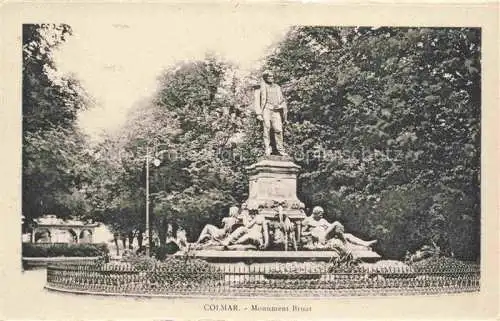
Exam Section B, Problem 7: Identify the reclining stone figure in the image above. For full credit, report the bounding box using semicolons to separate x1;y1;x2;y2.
195;206;240;246
301;206;377;251
221;208;270;250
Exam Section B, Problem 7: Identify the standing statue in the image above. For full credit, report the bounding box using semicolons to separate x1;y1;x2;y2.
301;206;377;251
254;70;288;156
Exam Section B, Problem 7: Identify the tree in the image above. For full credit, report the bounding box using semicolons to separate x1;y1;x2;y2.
146;55;249;242
99;55;254;243
22;24;93;225
23;24;90;132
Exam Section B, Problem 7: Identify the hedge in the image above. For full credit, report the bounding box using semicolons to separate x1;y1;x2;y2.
22;243;109;257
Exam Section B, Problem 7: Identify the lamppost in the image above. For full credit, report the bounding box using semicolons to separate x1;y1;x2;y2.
144;141;167;257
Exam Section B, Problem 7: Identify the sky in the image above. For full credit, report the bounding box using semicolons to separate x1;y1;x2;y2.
53;19;290;141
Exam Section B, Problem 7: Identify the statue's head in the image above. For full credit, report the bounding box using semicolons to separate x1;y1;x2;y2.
228;206;239;217
262;70;274;84
312;206;325;219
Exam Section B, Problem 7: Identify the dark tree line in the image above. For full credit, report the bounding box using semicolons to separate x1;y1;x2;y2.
259;27;480;259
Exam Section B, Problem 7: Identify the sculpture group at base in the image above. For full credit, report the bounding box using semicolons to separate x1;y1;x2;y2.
196;206;240;245
194;206;269;251
301;206;377;252
193;205;377;254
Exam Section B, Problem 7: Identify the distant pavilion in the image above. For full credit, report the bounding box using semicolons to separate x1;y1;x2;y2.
28;215;99;244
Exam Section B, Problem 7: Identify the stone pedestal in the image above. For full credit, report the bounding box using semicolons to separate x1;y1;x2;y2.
244;156;306;222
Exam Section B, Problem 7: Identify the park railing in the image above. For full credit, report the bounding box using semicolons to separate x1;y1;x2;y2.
45;261;480;297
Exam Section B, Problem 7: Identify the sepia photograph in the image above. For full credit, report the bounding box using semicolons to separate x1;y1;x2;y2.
1;3;498;321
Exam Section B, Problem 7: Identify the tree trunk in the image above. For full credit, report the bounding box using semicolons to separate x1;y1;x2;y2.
158;218;168;247
128;231;134;250
137;231;143;248
172;222;179;240
121;234;127;249
113;233;120;256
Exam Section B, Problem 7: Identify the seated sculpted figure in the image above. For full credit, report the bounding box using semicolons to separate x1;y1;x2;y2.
301;206;377;251
271;204;297;251
196;206;240;245
221;208;269;250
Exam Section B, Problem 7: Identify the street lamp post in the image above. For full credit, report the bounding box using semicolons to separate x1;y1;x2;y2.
144;142;167;257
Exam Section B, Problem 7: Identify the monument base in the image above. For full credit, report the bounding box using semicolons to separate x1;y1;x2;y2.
176;250;381;263
245;156;305;218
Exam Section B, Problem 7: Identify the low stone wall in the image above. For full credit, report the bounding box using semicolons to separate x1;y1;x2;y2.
22;256;102;269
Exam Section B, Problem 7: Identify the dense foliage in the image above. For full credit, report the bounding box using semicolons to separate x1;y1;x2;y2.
87;56;253;245
118;255;224;284
22;24;93;227
153;243;181;260
259;27;480;260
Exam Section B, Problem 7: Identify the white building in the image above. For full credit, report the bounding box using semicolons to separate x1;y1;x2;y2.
27;215;99;244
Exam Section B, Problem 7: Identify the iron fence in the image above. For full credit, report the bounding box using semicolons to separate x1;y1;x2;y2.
45;261;480;297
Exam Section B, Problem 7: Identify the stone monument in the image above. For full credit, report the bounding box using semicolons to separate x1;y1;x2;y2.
184;71;381;262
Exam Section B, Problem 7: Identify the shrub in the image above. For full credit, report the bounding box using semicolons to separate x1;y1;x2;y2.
120;252;158;270
327;251;362;273
23;244;48;257
130;256;159;271
146;257;223;284
410;256;479;272
153;243;180;261
115;254;223;284
22;243;109;257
